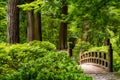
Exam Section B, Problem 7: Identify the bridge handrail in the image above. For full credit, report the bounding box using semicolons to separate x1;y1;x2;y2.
80;50;112;72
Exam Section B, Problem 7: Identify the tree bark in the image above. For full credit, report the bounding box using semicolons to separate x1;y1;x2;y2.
58;1;68;50
81;20;87;41
34;12;42;41
26;0;34;42
58;22;67;50
7;0;20;44
27;10;34;41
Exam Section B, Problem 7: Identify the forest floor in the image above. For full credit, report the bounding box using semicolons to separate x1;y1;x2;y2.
80;64;120;80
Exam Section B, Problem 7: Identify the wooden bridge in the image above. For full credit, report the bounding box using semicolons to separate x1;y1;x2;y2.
68;41;120;79
79;45;113;74
68;39;113;74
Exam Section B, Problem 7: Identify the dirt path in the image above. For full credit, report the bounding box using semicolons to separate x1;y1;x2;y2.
88;73;120;80
80;63;120;80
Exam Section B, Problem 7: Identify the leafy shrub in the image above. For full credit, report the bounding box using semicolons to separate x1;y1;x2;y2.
0;2;7;42
73;40;91;53
28;40;56;51
8;46;49;70
0;43;8;53
0;43;13;77
113;45;120;73
73;41;91;63
0;41;92;80
0;41;55;77
1;52;92;80
107;36;120;73
113;51;120;72
88;46;108;52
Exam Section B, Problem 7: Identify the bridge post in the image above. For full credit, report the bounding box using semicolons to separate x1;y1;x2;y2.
79;50;83;64
108;43;113;72
68;42;74;57
69;48;72;57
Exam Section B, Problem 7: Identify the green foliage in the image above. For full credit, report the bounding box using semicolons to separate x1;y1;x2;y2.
68;0;120;46
18;0;43;12
19;11;27;43
1;0;119;47
18;0;62;45
41;16;60;45
0;1;7;42
113;49;120;74
88;46;108;52
113;51;120;72
0;41;92;80
0;43;13;77
73;40;91;53
109;35;120;73
88;34;120;73
28;40;56;51
1;52;92;80
0;41;55;77
73;40;91;63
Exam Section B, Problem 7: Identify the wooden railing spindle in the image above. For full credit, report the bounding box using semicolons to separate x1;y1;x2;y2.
80;49;113;72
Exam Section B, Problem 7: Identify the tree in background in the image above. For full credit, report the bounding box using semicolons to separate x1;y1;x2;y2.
34;5;42;41
1;0;120;48
58;0;68;50
7;0;20;44
26;0;35;42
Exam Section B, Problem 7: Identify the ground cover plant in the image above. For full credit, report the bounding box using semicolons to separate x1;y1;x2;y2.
0;41;92;80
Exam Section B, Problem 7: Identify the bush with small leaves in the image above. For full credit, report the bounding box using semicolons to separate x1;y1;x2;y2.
0;41;92;80
1;52;92;80
73;41;91;63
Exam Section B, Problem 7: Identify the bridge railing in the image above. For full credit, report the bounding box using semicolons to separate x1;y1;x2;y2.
80;50;113;72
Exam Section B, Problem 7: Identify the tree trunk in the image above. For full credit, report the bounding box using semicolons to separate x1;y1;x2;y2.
34;12;42;41
57;1;68;50
81;20;87;41
26;0;34;42
104;38;110;46
58;23;67;50
27;10;34;41
7;0;20;44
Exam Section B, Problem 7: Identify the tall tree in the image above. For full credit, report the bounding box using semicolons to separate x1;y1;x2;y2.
34;10;42;41
7;0;20;44
26;0;34;42
81;20;88;41
58;0;68;50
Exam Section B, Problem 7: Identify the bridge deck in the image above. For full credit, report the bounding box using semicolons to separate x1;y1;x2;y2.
80;63;108;74
80;63;120;80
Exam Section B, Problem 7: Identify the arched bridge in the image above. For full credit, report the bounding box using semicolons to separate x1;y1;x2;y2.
67;39;113;74
80;47;113;74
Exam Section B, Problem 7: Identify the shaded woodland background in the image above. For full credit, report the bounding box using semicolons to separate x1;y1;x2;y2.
0;0;120;79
